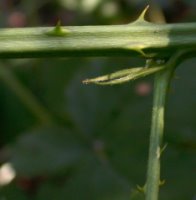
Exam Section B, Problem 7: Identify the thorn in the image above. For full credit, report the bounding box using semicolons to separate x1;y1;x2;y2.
160;143;167;155
135;48;148;57
128;5;150;25
159;179;166;186
124;46;149;57
138;5;150;21
46;20;70;36
54;20;63;33
134;47;156;58
56;20;61;28
136;184;146;193
54;20;65;34
157;143;167;159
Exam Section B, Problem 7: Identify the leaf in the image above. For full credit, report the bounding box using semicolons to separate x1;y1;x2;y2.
83;66;164;85
10;126;86;177
35;153;131;200
0;183;27;200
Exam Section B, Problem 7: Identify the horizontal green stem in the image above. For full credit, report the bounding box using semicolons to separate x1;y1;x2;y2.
0;22;196;58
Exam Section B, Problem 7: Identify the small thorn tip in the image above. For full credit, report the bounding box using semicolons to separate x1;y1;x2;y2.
46;19;70;36
56;20;61;27
138;5;149;21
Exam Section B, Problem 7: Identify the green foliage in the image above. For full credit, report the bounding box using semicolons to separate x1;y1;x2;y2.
0;57;196;200
10;126;85;177
0;1;196;200
0;184;27;200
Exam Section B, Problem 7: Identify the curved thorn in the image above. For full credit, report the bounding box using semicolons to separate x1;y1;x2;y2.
123;45;153;58
137;5;150;21
137;184;146;193
135;47;149;57
159;179;166;186
128;5;150;25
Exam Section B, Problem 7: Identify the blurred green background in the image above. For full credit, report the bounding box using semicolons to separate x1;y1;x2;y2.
0;0;196;200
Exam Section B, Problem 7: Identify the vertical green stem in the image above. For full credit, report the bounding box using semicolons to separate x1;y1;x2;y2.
145;67;174;200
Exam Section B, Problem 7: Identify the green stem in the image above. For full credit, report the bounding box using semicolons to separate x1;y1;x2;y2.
145;66;174;200
0;65;53;124
0;23;196;58
145;49;192;200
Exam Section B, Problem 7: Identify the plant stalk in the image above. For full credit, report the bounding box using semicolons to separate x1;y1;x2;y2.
0;23;196;58
145;67;174;200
